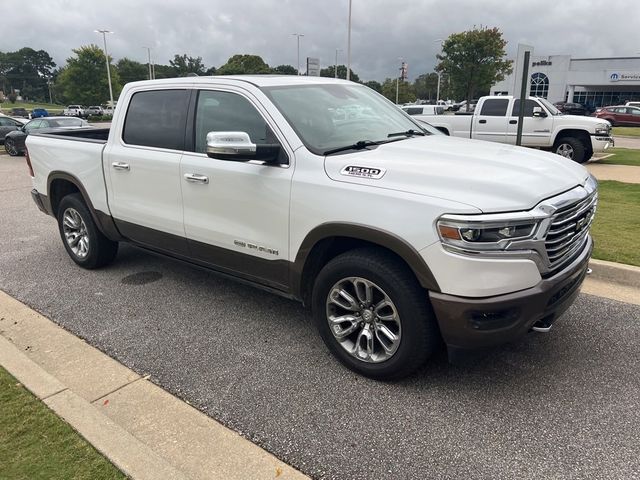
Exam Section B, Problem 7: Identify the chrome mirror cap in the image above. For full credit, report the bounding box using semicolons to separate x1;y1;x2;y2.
206;131;256;156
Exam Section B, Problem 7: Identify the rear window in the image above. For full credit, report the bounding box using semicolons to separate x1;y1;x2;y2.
479;99;509;116
122;90;189;150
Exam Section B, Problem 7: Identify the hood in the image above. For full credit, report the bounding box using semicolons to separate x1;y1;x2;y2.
324;135;590;213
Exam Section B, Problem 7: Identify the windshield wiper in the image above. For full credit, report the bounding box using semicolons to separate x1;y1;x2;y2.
323;140;382;156
387;129;426;138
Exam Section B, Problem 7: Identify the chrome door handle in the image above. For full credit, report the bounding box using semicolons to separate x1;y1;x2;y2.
112;162;130;171
184;173;209;184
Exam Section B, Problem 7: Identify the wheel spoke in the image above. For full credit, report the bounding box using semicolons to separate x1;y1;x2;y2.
329;314;359;339
329;287;359;311
353;326;374;360
353;278;372;305
374;299;397;321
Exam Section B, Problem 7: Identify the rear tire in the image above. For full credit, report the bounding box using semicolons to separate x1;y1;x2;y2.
311;248;439;380
554;136;587;163
5;138;19;156
57;193;118;269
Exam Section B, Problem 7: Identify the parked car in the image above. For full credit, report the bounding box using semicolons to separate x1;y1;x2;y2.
402;105;444;115
26;76;596;379
594;105;640;127
85;106;104;116
0;116;26;144
420;96;613;163
625;101;640;108
553;102;588;116
30;108;49;119
63;105;85;117
4;116;88;156
9;107;29;117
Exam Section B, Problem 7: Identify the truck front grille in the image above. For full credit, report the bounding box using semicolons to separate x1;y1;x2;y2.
544;192;597;270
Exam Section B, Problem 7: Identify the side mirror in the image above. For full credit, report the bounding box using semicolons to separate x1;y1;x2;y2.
532;106;547;118
206;131;281;164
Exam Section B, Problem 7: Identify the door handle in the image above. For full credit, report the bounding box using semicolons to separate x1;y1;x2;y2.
184;173;209;184
478;119;487;124
509;120;518;124
112;162;130;171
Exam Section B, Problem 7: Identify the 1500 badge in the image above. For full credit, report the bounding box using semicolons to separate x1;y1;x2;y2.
340;165;386;179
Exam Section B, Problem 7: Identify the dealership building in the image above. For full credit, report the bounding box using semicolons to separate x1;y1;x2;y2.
491;55;640;108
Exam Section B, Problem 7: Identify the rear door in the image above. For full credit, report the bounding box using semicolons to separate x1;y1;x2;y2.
506;99;554;146
472;98;510;143
103;88;191;255
179;88;294;289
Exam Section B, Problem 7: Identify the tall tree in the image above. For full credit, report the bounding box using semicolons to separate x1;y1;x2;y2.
55;45;122;105
0;48;56;101
413;73;439;101
116;58;149;84
169;54;206;76
381;78;416;104
217;55;271;75
319;65;360;82
436;27;512;104
272;64;297;75
363;80;382;93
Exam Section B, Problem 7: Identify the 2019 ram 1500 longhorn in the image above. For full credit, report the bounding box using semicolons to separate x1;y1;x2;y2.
26;77;597;379
418;95;614;163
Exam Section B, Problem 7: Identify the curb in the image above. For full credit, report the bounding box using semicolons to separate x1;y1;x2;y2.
0;290;309;480
589;258;640;289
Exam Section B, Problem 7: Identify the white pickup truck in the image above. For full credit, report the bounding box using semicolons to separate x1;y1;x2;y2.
419;95;614;163
25;77;596;379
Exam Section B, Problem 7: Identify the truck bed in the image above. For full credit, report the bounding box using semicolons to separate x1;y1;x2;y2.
33;127;110;143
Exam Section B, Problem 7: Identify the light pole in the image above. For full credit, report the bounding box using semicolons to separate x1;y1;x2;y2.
142;47;154;80
434;39;444;103
347;0;352;80
292;33;304;75
335;49;342;78
95;29;114;108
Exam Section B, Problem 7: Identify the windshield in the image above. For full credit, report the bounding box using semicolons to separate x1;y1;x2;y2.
261;83;430;155
538;97;562;115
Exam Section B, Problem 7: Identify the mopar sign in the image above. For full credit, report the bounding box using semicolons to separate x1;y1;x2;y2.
608;71;640;82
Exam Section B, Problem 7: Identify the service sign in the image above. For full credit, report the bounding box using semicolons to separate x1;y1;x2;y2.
608;71;640;82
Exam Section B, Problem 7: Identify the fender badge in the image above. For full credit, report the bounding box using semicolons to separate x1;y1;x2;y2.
340;165;386;179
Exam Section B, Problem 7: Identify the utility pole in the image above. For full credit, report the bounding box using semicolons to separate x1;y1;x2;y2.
95;29;114;107
396;57;404;104
434;39;444;103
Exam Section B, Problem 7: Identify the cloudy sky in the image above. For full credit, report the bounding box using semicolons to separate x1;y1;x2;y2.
3;0;637;81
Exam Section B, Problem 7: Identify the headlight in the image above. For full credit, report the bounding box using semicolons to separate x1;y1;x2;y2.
437;217;539;252
595;123;611;135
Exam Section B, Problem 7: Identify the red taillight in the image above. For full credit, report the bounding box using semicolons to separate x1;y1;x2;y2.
25;146;34;177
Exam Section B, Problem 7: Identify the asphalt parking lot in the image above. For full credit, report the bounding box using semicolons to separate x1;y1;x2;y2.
1;154;639;480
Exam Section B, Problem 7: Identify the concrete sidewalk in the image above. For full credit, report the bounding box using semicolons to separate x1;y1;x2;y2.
586;162;640;183
0;290;308;480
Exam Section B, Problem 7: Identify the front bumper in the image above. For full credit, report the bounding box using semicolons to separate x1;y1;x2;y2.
429;235;592;351
591;135;614;152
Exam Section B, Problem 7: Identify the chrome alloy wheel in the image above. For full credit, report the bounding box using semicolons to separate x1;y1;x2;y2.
326;277;402;363
5;139;18;156
556;143;574;159
62;207;90;259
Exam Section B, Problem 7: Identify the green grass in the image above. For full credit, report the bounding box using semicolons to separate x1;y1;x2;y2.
591;181;640;267
596;148;640;166
0;366;127;480
612;126;640;138
0;101;64;114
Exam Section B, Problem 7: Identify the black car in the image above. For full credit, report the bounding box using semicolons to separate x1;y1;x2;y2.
4;116;88;156
9;107;29;117
0;116;26;144
553;102;588;116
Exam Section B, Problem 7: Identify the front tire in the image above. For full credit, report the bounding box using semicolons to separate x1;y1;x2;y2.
554;136;587;163
57;193;118;269
311;248;439;380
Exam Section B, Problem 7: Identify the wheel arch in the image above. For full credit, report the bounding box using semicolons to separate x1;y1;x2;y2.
47;172;122;241
292;223;440;305
552;129;590;148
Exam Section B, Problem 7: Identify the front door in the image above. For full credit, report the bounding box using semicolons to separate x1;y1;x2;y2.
180;88;294;290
